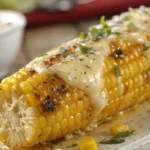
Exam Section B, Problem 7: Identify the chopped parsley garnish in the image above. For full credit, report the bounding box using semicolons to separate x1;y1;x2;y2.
79;44;93;54
100;138;125;144
38;53;47;57
123;15;132;21
113;130;135;139
71;143;78;147
80;32;87;39
114;65;121;77
100;16;112;35
143;44;150;51
127;22;136;30
89;16;111;41
89;27;102;41
59;47;67;53
100;130;135;144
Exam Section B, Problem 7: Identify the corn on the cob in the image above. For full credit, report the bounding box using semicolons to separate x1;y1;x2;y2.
0;6;150;148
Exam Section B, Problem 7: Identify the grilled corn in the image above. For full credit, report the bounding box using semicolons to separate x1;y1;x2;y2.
0;6;150;148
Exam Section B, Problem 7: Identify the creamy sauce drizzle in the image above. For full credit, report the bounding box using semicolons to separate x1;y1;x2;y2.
27;39;110;117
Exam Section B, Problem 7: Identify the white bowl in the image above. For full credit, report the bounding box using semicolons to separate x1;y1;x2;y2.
0;10;26;79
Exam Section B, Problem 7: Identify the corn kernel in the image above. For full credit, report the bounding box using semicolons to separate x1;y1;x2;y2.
110;124;129;135
60;119;67;130
51;123;60;138
56;111;63;122
41;127;51;136
39;116;47;128
26;93;40;107
20;81;33;94
46;116;55;126
79;137;97;150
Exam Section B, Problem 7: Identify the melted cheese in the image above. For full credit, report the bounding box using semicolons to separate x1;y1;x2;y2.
27;39;110;117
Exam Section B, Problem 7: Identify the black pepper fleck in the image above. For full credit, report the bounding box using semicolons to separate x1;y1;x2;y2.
51;78;55;82
79;58;84;61
42;96;56;112
86;65;91;69
113;49;125;59
51;87;55;92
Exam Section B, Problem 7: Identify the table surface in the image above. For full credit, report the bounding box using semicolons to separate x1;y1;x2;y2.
10;18;99;75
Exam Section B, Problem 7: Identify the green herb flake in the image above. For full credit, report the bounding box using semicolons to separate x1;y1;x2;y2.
113;130;135;139
100;138;125;144
38;53;48;57
89;27;102;41
71;143;78;147
100;16;111;35
88;16;111;41
127;22;136;29
114;65;121;77
50;146;54;150
143;44;150;51
59;47;67;53
123;15;132;21
99;130;135;145
80;32;87;39
100;16;107;27
79;44;92;53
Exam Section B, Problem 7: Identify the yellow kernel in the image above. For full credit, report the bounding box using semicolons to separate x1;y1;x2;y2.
70;103;76;116
79;137;97;150
26;93;40;107
77;101;84;112
110;124;129;136
83;97;90;109
51;123;60;138
20;81;33;94
56;111;63;122
26;77;38;88
46;116;55;126
68;116;74;132
75;113;81;124
39;116;47;128
60;119;67;130
41;127;51;136
63;105;69;118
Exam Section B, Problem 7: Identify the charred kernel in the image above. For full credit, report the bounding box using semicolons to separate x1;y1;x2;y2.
113;49;125;59
42;96;56;112
28;68;36;74
57;84;67;92
42;100;56;112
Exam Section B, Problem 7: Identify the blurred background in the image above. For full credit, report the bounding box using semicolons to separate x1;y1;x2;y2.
0;0;150;78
